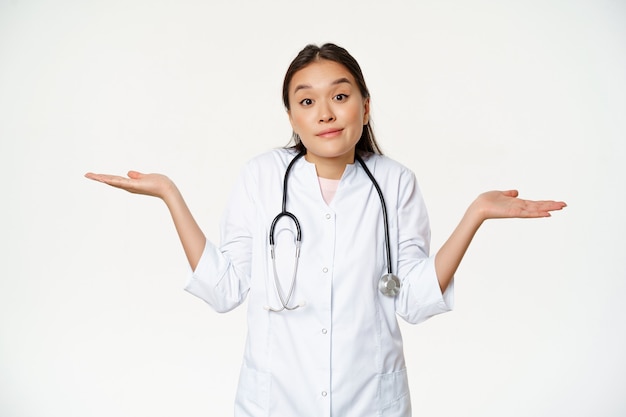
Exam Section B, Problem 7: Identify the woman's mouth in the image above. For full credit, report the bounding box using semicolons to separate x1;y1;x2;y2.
317;128;343;138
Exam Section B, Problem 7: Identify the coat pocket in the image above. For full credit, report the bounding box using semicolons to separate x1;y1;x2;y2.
377;368;411;416
235;364;270;414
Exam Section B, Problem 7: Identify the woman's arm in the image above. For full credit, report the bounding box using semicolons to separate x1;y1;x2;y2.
434;190;566;292
85;171;206;270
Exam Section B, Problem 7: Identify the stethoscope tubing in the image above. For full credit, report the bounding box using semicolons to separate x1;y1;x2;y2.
266;150;398;311
269;152;305;247
354;153;392;275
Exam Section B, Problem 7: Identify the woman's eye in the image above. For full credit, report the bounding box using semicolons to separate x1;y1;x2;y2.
334;94;348;102
299;98;313;106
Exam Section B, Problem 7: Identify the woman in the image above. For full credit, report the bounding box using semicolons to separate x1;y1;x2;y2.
86;43;565;416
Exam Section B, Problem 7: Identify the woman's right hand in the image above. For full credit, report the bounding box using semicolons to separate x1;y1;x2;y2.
85;170;206;269
84;171;176;200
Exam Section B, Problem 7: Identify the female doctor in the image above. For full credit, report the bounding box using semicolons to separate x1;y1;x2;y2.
85;43;566;416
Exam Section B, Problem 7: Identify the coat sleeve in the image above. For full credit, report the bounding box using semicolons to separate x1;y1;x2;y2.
184;164;257;313
394;169;454;324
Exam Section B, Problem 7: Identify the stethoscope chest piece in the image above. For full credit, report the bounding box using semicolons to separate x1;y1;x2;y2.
379;273;401;297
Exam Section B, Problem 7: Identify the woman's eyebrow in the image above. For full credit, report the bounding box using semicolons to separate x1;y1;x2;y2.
331;77;351;86
293;77;352;94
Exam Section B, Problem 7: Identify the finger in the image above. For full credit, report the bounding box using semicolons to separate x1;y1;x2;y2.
501;189;519;198
127;170;144;179
103;177;133;190
85;172;137;191
84;172;122;183
528;200;567;211
518;201;566;218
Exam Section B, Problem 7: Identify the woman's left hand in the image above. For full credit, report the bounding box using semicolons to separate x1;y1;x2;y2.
434;190;566;292
470;190;566;221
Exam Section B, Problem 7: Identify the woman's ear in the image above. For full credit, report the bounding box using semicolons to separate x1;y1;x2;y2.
362;98;370;125
287;109;298;135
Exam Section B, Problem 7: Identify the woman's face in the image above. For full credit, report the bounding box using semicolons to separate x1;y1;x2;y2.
287;59;369;175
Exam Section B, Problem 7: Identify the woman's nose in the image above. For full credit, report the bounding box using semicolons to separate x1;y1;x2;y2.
318;104;335;123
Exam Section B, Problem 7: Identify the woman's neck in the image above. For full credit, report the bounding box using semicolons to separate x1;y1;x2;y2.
305;153;354;180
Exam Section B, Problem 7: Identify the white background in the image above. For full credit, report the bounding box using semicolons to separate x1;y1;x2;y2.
1;0;625;416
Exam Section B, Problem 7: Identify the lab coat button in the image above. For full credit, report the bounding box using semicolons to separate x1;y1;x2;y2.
321;328;328;334
325;213;331;219
322;267;328;273
321;391;328;397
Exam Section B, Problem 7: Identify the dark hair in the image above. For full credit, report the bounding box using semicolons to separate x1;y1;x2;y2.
282;43;382;155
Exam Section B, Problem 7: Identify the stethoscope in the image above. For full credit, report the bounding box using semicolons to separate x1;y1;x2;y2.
265;151;401;312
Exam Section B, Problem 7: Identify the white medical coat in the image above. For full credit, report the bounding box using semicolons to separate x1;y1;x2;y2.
185;149;454;417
